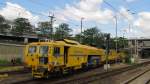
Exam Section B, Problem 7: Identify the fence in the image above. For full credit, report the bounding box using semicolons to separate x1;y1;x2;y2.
0;43;25;62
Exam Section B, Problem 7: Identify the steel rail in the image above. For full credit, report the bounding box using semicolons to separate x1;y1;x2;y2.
11;61;150;84
53;61;150;84
145;79;150;84
123;68;150;84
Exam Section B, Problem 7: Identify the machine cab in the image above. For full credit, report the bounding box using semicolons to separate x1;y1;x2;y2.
38;45;50;65
24;45;38;67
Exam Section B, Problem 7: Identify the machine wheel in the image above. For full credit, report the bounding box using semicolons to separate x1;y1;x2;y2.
43;71;50;79
82;63;88;71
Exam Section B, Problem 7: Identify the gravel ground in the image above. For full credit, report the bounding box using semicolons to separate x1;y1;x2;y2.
11;63;128;84
0;73;32;84
124;68;150;84
88;64;150;84
0;66;24;72
1;62;150;84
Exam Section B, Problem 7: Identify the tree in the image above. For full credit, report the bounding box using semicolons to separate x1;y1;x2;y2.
0;15;5;23
75;27;106;48
109;38;116;49
108;37;128;49
82;27;99;45
74;33;82;42
11;18;33;35
37;21;51;37
0;15;10;34
54;23;72;40
117;37;128;49
74;27;128;49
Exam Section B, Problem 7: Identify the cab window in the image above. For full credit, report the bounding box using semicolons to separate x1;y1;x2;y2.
39;46;49;55
28;46;36;54
53;47;60;56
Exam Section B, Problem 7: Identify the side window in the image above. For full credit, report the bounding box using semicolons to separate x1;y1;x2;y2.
28;46;36;54
53;47;60;56
39;46;49;55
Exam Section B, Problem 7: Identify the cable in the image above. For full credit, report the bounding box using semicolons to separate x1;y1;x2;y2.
103;0;131;22
122;0;137;14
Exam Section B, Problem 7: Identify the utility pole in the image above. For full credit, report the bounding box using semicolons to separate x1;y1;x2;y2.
80;17;84;43
48;12;55;40
114;16;118;62
135;39;137;58
114;16;118;53
123;30;125;48
114;15;118;63
135;38;139;62
136;39;139;61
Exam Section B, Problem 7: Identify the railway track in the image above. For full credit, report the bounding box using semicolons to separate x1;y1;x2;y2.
53;61;150;84
0;68;30;75
0;64;23;67
0;64;28;75
122;65;150;84
11;61;150;84
45;61;149;84
146;79;150;84
0;67;31;84
12;67;104;84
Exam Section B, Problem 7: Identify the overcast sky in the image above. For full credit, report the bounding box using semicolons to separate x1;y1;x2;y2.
0;0;150;38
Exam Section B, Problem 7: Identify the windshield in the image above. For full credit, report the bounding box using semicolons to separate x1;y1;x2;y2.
28;46;36;54
39;46;49;55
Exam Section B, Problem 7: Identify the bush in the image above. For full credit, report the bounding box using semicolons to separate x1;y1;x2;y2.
0;60;10;65
15;58;22;64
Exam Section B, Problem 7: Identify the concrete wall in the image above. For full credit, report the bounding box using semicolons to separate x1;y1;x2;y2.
0;43;25;62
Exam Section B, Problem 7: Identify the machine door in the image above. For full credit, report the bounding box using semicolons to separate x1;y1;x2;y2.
39;46;49;65
27;45;37;66
64;46;69;65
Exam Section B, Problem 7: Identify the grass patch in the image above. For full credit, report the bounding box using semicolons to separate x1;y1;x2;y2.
0;58;22;65
0;60;10;65
0;66;24;72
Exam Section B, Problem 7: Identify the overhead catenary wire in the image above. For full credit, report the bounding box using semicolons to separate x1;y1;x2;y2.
103;0;131;22
122;0;137;13
103;0;136;34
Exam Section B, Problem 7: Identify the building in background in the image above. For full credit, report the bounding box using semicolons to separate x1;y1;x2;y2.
128;38;150;60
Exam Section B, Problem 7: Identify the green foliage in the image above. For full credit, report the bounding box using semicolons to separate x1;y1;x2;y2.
109;37;128;49
7;18;126;50
83;27;102;47
0;15;10;34
117;37;128;48
37;21;51;37
74;27;128;49
0;15;127;50
15;58;22;64
0;60;10;64
0;15;5;23
74;33;82;42
11;18;33;35
54;23;72;40
75;27;106;48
